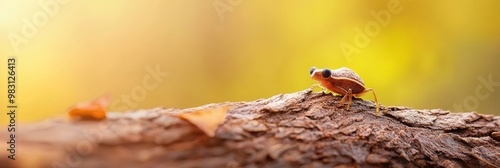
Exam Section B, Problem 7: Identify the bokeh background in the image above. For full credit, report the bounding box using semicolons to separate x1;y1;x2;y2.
0;0;499;124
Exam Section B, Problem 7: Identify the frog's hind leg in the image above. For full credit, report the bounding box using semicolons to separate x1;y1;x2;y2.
337;88;353;111
337;94;348;107
346;89;353;110
353;88;379;116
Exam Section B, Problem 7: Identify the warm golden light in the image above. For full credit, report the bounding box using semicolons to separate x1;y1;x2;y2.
0;0;499;124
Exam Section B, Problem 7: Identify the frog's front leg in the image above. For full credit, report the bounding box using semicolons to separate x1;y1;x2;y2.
310;84;330;94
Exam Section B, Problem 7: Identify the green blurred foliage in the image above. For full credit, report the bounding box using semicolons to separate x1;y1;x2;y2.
0;0;499;124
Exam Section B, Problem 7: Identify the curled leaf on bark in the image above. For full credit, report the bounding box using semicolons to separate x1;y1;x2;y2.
68;94;110;120
178;106;230;137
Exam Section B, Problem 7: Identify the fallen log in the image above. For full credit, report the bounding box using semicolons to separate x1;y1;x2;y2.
1;89;499;168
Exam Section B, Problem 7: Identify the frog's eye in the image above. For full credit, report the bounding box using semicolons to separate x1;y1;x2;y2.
322;68;331;78
309;67;317;75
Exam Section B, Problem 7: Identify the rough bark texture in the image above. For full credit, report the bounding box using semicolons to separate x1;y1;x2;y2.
1;89;500;168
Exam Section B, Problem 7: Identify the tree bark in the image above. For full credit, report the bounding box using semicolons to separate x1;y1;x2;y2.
1;89;499;168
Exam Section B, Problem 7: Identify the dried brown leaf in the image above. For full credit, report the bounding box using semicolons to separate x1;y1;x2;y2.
68;95;110;120
178;106;230;137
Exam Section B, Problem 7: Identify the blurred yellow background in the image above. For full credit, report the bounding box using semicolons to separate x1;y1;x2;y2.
0;0;499;124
